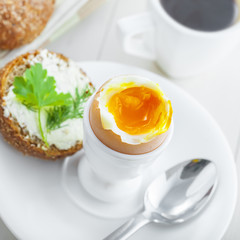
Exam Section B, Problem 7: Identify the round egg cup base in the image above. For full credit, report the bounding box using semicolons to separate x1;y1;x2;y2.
61;151;150;219
78;155;143;203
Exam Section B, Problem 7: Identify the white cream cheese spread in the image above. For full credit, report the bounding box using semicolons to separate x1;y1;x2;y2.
3;49;91;150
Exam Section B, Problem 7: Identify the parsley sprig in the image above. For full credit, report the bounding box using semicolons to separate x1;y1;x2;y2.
12;63;94;147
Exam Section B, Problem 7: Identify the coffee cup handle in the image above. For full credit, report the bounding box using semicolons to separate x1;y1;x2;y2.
117;12;156;60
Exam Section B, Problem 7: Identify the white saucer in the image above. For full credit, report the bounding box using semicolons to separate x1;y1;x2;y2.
0;62;237;240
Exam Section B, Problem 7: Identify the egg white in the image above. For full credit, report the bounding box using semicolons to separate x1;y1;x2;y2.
97;75;171;145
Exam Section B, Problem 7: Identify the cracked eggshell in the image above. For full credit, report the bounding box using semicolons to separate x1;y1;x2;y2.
89;90;170;155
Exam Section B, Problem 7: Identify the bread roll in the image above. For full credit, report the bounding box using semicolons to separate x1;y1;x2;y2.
0;49;94;160
0;0;55;49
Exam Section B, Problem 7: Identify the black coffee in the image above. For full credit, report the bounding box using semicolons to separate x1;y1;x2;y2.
160;0;238;31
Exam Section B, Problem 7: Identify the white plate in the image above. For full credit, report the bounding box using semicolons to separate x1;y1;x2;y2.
0;62;237;240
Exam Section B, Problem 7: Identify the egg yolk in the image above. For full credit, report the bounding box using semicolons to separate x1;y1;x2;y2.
107;87;166;135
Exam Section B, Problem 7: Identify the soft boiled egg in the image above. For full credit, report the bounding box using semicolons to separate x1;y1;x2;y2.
89;75;173;154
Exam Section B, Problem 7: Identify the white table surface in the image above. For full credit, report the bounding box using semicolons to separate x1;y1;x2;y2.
0;0;240;239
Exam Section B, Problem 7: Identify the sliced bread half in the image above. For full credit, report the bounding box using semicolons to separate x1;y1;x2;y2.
0;49;94;160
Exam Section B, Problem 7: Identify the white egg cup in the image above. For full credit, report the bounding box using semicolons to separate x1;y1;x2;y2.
78;95;174;204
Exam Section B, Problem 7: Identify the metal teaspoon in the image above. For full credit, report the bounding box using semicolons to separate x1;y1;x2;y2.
104;159;218;240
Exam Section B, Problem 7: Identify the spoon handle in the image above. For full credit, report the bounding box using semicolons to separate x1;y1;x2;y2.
103;213;150;240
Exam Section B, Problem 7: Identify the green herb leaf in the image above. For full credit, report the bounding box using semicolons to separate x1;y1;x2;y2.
46;84;95;131
13;63;72;109
13;63;72;146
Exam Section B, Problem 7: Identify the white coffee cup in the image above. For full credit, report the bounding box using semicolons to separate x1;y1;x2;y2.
118;0;240;78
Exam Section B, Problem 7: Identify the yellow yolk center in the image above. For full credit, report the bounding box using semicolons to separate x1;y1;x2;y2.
107;87;164;135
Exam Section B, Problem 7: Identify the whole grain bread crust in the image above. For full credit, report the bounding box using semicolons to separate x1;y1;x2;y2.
0;0;55;49
0;50;87;160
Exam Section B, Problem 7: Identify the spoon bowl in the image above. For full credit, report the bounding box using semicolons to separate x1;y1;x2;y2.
104;159;218;240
